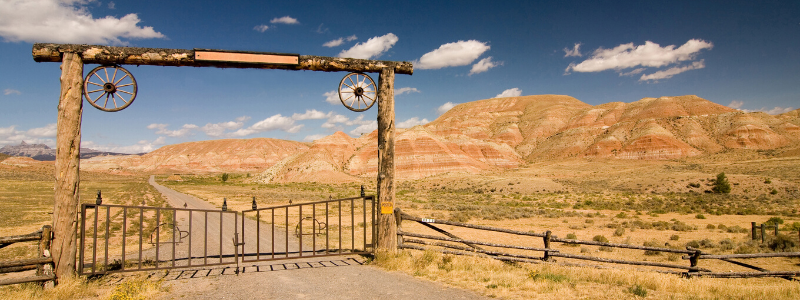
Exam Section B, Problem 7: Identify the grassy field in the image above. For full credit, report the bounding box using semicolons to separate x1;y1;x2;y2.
1;154;799;299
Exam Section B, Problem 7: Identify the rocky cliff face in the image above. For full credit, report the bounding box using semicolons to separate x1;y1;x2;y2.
0;141;127;161
83;95;800;181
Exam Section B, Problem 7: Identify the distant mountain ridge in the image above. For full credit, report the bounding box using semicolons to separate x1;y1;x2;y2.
81;95;800;181
0;141;131;161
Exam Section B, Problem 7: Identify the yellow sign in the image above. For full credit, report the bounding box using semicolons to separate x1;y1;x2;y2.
381;202;394;214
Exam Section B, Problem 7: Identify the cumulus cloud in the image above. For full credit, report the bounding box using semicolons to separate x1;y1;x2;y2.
270;16;299;24
437;102;457;115
397;117;429;128
416;40;490;70
82;136;166;154
495;88;522;98
323;91;340;105
107;1;115;9
727;100;744;109
323;35;357;47
563;43;582;57
147;123;198;138
395;87;420;95
469;56;502;75
350;121;377;135
292;109;329;120
200;119;247;137
303;134;327;142
339;33;398;59
230;114;303;136
321;114;372;130
619;68;646;77
0;0;165;44
253;24;269;32
0;124;57;147
726;101;794;115
3;89;21;95
565;39;713;74
639;60;705;81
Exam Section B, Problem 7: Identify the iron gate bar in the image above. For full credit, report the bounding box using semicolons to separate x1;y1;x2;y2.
239;195;375;263
78;203;240;275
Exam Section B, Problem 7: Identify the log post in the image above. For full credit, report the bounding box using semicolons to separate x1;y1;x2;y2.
761;224;766;244
394;208;404;247
52;52;83;279
376;67;396;251
543;230;552;261
774;224;779;237
751;222;757;240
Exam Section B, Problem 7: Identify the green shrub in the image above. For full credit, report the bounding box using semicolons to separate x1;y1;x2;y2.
769;234;797;251
614;227;625;237
764;178;772;184
221;173;229;182
770;188;778;195
766;217;784;226
643;240;661;256
627;284;648;297
706;224;716;229
712;172;731;194
670;234;680;241
593;235;609;243
686;240;701;249
695;214;706;219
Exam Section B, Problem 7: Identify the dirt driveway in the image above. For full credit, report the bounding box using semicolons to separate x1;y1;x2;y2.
147;176;488;299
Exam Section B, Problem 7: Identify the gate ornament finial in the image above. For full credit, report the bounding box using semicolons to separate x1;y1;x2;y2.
252;197;257;210
95;190;102;205
222;198;227;211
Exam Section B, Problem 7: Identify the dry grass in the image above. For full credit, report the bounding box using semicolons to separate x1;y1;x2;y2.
373;249;800;299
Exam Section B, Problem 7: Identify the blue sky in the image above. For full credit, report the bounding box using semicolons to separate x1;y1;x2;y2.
0;0;798;153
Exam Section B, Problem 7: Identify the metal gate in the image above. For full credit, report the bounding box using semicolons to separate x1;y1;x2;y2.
77;195;376;275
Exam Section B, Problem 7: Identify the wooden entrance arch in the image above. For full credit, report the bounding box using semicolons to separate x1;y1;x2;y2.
32;43;413;278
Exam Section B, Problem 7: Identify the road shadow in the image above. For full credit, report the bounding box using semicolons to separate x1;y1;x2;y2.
100;256;368;284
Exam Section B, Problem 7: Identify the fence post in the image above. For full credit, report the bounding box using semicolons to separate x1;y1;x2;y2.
394;208;403;248
761;224;766;243
543;230;552;261
774;224;779;237
38;225;54;288
751;222;757;240
688;247;701;273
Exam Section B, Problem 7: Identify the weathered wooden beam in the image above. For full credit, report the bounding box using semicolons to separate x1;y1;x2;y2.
32;43;414;75
0;275;56;286
403;238;547;262
0;230;43;244
687;271;800;278
0;257;54;269
401;212;547;238
399;231;553;252
376;67;396;251
551;252;710;272
683;252;800;260
52;52;83;279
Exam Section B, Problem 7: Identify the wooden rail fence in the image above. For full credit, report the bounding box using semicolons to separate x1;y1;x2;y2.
0;225;55;286
395;209;800;279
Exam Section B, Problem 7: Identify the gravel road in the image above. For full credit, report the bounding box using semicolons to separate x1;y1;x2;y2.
146;176;490;299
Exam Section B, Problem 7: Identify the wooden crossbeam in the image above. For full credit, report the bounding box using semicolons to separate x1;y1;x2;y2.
32;43;413;75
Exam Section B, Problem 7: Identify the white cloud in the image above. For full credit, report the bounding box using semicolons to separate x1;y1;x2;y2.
3;89;21;95
0;124;57;147
618;68;646;77
437;102;457;115
323;38;345;47
270;16;299;24
200;120;246;137
81;136;165;154
292;109;329;120
727;100;744;109
0;0;165;45
397;117;430;128
416;40;490;70
26;123;57;137
395;87;420;95
315;23;328;34
147;123;198;137
727;101;794;115
469;56;502;75
107;1;115;9
303;134;327;142
230;114;302;136
320;114;372;130
563;43;582;57
339;33;398;59
565;39;713;73
639;60;705;81
323;90;340;105
349;121;377;135
253;24;269;32
495;88;522;98
323;35;356;48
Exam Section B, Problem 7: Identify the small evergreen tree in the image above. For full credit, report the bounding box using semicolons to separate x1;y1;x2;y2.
221;173;229;182
712;172;731;194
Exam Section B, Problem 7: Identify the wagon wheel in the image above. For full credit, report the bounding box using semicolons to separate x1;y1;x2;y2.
83;65;137;112
338;72;376;112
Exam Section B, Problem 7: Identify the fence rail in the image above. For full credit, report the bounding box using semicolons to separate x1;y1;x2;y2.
0;225;54;286
396;210;800;279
